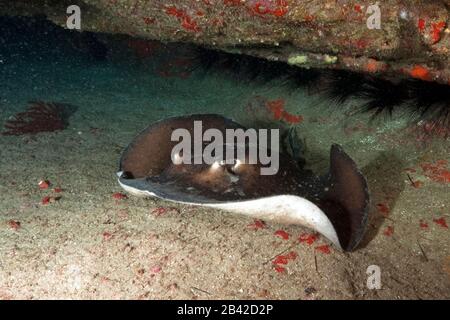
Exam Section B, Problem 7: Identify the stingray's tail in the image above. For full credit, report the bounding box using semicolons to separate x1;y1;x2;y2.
318;145;370;251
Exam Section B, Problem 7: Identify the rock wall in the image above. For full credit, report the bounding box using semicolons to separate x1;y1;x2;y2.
1;0;450;84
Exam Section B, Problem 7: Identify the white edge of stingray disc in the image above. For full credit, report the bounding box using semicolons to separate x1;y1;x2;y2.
117;176;342;250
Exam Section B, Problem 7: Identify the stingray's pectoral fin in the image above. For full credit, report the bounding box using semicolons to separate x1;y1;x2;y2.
318;144;370;252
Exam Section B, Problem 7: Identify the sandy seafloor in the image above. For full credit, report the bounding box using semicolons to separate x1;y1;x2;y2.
0;19;449;300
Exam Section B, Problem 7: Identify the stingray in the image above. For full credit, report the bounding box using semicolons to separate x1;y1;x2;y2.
117;114;370;251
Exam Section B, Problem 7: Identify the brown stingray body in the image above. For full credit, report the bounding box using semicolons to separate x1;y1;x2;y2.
154;144;309;202
118;114;370;251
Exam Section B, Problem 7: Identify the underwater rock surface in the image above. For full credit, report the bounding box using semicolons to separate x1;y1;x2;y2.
1;0;450;85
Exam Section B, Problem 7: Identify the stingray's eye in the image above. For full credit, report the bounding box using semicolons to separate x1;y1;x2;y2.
231;159;242;172
172;152;183;165
210;161;222;170
224;159;242;175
